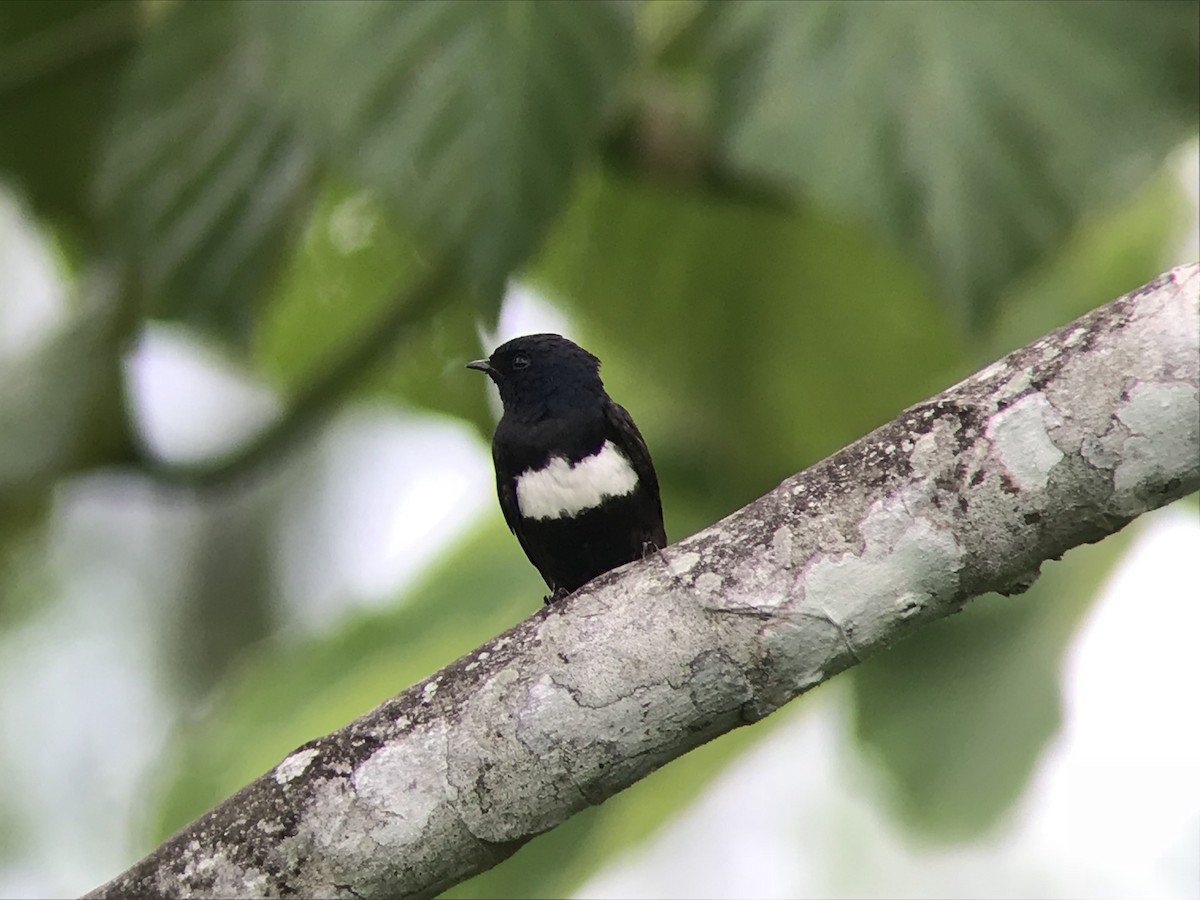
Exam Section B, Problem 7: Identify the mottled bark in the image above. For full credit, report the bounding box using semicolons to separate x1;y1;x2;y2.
87;264;1200;900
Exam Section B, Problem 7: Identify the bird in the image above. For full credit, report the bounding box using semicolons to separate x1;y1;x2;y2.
467;333;666;602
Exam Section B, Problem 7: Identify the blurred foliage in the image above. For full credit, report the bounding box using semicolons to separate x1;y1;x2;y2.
702;0;1199;331
243;0;633;303
0;0;1197;896
0;274;134;521
988;168;1192;357
94;0;315;339
0;0;140;249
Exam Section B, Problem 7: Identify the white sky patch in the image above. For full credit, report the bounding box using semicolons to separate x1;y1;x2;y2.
516;440;638;520
0;186;68;359
486;282;572;347
274;406;493;635
125;324;281;463
1169;141;1199;267
1037;507;1200;896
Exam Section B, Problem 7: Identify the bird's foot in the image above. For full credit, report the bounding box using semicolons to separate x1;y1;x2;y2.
641;540;663;560
543;586;571;605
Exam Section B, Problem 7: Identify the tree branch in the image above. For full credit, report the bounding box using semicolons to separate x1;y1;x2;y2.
86;264;1200;900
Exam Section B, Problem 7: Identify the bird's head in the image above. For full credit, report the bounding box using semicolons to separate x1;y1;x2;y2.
467;333;604;420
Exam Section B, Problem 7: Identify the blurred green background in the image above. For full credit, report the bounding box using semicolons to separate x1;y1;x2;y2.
0;1;1197;897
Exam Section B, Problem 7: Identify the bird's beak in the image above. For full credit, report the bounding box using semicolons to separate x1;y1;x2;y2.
466;359;494;375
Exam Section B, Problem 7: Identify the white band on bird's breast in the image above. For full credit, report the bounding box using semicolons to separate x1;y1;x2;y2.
516;440;639;520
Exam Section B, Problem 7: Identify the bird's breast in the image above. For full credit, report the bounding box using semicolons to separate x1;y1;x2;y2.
515;440;639;521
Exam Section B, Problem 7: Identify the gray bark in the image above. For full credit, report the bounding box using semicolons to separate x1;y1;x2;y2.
86;263;1200;900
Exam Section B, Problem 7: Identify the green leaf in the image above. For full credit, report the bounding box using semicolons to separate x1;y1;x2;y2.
253;181;491;431
246;0;635;302
0;0;139;246
705;0;1199;331
254;183;421;388
95;0;314;342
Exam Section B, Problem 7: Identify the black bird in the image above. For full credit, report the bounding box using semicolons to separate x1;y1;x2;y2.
467;333;666;601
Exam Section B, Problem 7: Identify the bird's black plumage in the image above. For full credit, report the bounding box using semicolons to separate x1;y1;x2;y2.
467;334;666;601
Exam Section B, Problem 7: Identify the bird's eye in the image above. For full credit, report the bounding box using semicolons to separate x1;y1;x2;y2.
512;354;530;370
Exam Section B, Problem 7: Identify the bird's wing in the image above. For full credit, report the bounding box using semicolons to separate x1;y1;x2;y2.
605;400;667;547
493;442;523;536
